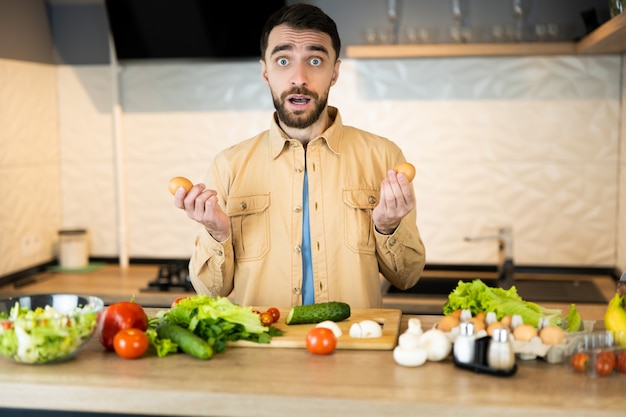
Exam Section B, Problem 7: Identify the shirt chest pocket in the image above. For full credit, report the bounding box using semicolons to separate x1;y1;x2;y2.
342;188;378;254
226;194;270;261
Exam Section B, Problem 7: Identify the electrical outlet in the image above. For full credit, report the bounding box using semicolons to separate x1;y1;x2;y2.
21;233;43;257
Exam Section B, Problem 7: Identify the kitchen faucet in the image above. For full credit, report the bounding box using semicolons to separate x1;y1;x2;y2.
465;227;515;289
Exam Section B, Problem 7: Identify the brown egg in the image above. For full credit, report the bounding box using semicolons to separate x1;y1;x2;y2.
474;311;486;323
513;324;538;341
500;315;512;328
449;309;462;320
394;162;415;182
468;317;486;332
487;321;508;336
436;315;460;332
539;325;566;345
168;176;193;195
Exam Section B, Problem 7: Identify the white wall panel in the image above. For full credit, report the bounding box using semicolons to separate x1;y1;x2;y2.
0;59;60;276
48;55;623;268
57;66;117;257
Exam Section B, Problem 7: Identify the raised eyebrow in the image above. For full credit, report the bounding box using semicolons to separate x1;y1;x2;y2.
269;44;330;57
307;44;330;56
270;44;292;56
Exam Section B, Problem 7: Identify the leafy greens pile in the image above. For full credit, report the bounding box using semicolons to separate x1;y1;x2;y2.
442;279;564;328
148;295;283;358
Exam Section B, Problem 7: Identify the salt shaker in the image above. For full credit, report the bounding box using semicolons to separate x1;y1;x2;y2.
453;321;475;364
487;327;515;371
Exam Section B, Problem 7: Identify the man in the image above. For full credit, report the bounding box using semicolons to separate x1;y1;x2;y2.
174;3;426;308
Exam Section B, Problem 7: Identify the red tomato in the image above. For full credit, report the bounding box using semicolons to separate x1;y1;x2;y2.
266;307;280;323
570;352;589;372
97;301;149;351
616;351;626;373
595;357;614;376
259;312;274;327
171;297;187;309
598;350;616;369
305;327;337;355
113;328;149;359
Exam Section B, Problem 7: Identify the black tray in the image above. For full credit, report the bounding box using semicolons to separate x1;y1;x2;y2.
453;336;517;377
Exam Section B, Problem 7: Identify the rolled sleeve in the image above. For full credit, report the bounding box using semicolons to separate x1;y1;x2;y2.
189;226;235;297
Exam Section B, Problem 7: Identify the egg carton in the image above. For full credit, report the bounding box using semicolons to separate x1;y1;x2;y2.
445;320;595;364
512;320;596;363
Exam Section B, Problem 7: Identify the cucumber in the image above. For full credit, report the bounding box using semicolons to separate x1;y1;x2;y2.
285;302;351;325
157;322;213;360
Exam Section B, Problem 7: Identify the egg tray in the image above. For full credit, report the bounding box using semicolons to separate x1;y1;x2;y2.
452;336;518;377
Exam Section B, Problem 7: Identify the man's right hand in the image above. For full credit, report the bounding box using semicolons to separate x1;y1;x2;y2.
174;183;231;242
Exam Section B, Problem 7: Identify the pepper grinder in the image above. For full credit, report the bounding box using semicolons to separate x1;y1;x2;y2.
453;321;475;364
487;327;515;371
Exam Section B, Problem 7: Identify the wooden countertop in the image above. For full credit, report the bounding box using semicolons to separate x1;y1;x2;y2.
0;314;624;417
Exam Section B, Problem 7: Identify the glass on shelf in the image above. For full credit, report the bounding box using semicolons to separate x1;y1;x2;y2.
609;0;624;18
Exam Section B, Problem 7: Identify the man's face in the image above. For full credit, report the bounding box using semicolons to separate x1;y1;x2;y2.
261;24;340;129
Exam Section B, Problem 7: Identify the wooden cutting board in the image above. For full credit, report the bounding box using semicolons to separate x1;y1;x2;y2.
229;307;402;350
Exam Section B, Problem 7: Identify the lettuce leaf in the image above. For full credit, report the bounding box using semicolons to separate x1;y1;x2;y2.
149;295;283;357
442;279;562;327
565;304;582;332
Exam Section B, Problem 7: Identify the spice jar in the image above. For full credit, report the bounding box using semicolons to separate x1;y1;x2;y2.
453;321;475;364
487;327;515;371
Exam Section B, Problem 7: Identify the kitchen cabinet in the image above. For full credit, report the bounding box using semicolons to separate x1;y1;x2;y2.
346;12;626;58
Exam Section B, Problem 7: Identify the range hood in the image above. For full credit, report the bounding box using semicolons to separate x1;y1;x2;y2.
104;0;285;60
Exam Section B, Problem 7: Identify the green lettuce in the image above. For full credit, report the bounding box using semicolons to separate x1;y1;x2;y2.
565;304;582;332
150;295;283;357
442;279;562;327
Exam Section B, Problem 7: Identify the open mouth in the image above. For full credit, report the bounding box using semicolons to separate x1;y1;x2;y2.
288;95;311;106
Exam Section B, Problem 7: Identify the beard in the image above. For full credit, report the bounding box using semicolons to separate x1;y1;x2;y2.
272;87;328;129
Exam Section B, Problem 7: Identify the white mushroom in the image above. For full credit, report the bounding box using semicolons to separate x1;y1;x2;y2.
419;328;452;362
349;320;383;338
393;345;428;367
316;320;342;338
406;318;424;337
398;332;421;350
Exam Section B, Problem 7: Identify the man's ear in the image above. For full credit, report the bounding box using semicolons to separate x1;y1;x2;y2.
330;59;341;85
260;59;269;84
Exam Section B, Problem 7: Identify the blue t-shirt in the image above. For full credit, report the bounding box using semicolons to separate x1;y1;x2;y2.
301;167;314;305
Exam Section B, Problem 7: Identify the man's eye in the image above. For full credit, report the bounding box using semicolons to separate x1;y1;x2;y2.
310;57;322;66
277;58;289;66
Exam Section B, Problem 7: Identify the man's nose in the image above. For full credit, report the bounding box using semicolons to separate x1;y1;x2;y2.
290;63;308;87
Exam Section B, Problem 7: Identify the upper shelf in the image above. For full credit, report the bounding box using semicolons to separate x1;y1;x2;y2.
577;9;626;54
346;12;626;59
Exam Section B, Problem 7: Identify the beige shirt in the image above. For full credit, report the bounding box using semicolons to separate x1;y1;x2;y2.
189;107;426;308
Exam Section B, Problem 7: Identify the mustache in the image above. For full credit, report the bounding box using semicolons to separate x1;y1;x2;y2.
281;87;318;100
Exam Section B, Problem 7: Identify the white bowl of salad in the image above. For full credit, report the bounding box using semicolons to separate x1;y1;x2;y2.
0;293;104;364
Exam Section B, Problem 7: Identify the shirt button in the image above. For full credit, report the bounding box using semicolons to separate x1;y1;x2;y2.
368;196;377;204
389;238;397;246
294;205;302;212
240;202;247;210
215;250;223;256
294;245;302;253
296;167;303;173
293;287;302;295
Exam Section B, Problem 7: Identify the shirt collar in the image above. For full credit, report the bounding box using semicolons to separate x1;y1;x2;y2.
269;106;343;159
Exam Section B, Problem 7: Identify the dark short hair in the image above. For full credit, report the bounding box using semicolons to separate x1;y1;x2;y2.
260;3;341;61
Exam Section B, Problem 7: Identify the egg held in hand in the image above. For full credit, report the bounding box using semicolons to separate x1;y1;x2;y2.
393;162;416;182
168;176;193;195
